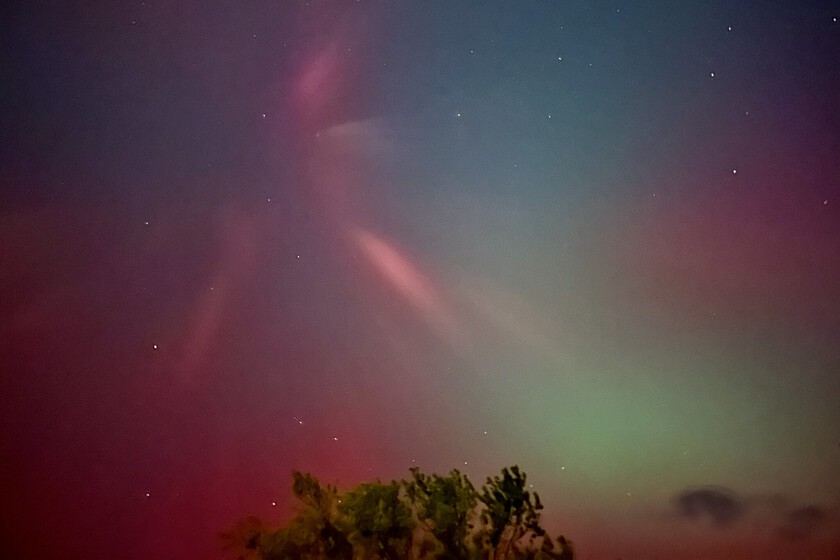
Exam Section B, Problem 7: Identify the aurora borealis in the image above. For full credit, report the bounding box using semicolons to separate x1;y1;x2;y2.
2;1;840;559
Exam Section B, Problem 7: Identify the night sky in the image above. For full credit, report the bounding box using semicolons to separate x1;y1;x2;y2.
3;1;840;559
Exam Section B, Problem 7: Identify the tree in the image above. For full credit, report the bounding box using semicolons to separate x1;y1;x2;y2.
405;468;477;559
338;480;415;560
476;466;544;560
220;472;353;560
288;472;352;560
225;466;574;560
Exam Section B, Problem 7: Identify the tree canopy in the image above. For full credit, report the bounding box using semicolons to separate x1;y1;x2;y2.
223;466;574;560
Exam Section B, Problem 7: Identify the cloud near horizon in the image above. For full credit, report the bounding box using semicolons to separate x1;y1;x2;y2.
776;505;829;542
674;486;744;527
672;487;836;541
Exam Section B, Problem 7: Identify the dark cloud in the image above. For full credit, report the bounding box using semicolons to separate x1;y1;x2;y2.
673;486;838;541
776;505;828;541
674;486;744;527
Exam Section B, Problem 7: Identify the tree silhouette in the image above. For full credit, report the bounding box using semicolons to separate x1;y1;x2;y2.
405;468;477;559
338;480;415;560
477;466;544;560
225;466;574;560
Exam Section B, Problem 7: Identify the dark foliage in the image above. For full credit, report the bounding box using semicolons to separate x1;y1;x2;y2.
224;466;575;560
